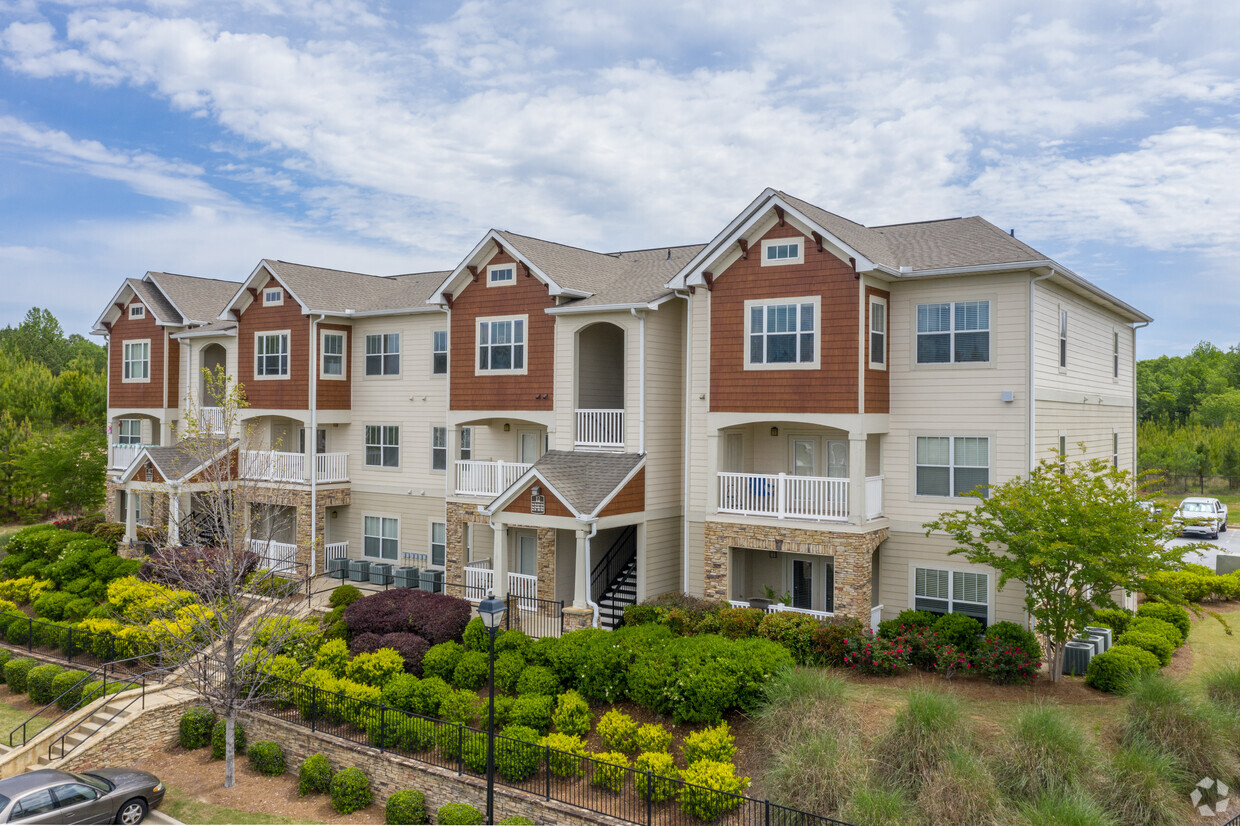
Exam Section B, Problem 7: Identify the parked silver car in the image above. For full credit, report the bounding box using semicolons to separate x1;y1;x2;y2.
1173;496;1229;540
0;768;164;824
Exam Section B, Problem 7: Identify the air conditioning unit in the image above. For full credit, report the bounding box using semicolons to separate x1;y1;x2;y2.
1062;640;1094;676
393;566;419;588
369;563;393;586
348;559;370;582
1084;626;1112;651
327;558;349;579
420;569;444;593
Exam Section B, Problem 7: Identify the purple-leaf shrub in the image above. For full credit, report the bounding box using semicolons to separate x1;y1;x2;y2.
405;593;471;645
379;632;431;675
343;589;472;646
348;632;383;656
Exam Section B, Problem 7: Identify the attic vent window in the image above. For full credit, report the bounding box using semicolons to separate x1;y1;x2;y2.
129;305;145;318
263;288;284;307
488;264;515;286
761;238;805;266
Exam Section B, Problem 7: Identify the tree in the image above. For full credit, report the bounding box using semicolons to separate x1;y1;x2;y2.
924;450;1190;681
127;369;313;787
2;308;71;374
16;426;106;515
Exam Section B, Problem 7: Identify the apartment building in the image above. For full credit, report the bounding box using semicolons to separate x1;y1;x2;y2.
95;188;1150;632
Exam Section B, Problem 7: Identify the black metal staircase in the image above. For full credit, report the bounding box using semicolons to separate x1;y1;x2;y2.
591;525;638;629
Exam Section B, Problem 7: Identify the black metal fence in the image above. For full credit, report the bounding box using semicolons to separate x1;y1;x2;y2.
0;614;149;673
1141;473;1240;496
254;676;854;826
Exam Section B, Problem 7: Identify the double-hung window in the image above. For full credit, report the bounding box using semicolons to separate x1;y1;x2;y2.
321;332;344;377
460;427;472;460
255;333;289;377
746;299;817;367
916;436;989;497
363;516;398;560
365;333;400;376
1059;309;1068;368
364;425;399;468
117;419;142;446
431;426;447;471
478;318;525;372
869;296;887;368
1113;331;1119;378
1113;432;1120;469
915;567;989;623
430;522;446;567
916;300;990;363
432;330;448;374
122;341;150;381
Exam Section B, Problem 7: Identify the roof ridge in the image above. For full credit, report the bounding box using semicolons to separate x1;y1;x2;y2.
872;217;968;229
495;230;616;259
269;259;386;279
776;190;875;230
606;242;706;255
150;272;241;285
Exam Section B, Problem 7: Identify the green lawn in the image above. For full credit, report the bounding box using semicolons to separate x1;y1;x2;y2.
161;787;320;826
1186;607;1240;687
0;699;50;743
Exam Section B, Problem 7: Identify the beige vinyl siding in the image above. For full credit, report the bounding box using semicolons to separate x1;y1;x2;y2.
643;515;682;600
1035;401;1134;471
877;530;1029;627
686;293;711;519
686;520;706;596
883;272;1030;529
1034;281;1135;394
643;305;685;512
328;492;446;568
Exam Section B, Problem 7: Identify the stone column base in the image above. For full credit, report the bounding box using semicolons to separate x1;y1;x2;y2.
562;606;594;632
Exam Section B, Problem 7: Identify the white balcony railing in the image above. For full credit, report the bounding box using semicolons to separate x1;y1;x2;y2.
241;450;350;484
871;604;884;634
575;409;624;449
865;475;884;520
455;460;533;497
201;407;226;436
718;472;849;521
727;600;835;620
463;565;538;611
325;541;349;569
110;443;147;469
249;538;298;575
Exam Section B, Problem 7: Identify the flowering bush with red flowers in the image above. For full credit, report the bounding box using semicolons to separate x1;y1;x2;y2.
932;643;971;680
891;626;944;672
970;636;1040;685
842;629;912;676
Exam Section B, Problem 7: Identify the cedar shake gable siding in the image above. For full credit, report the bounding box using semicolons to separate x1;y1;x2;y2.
598;466;645;517
236;276;310;410
109;296;166;410
450;252;555;412
864;285;890;414
504;479;575;518
709;223;866;414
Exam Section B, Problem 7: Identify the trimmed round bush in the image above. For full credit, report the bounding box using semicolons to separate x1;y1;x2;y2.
877;609;937;639
437;803;484;825
452;651;489;690
590;751;630;793
384;790;428;825
329;584;363;608
180;706;216;749
496;724;542;781
679;760;750;821
542;732;587;777
421;642;464;683
809;616;865;666
931;612;983;652
0;649;13;683
409;676;452;717
508;694;553;733
495;629;532;657
32;591;74;621
983;621;1042;659
551;690;592;737
247;740;285;776
51;669;88;710
1128;616;1185;649
330;766;372;815
1136;602;1190;640
27;663;64;704
682;721;736;765
1091;608;1134;636
1116;630;1174;667
210;718;247;760
493;651;526;695
635;751;679;803
1085;644;1160;693
515;665;559;697
298;753;334;796
597;708;640;753
635;723;673;754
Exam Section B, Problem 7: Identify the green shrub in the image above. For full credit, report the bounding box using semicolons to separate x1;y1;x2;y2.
1091;608;1134;636
1128;616;1185;649
26;663;64;704
380;673;420;712
384;790;428;825
436;803;484;825
477;695;514;728
462;616;489;651
598;708;640;753
1085;644;1160;693
298;753;334;796
62;598;94;623
877;609;936;639
330;766;372;814
0;649;12;683
247;740;285;775
635;722;672;754
809;617;865;666
406;676;450;717
756;611;819;664
452;651;489;690
495;628;531;656
32;591;74;621
542;732;587;777
346;648;406;687
496;725;542;782
515;664;559;696
590;751;629;793
551;690;592;736
497;818;534;825
1116;630;1174;667
715;606;763;640
1096;738;1185;826
314;638;350;678
422;641;464;682
678;760;749;821
493;651;525;694
438;688;480;726
1122;674;1240;788
635;751;678;802
508;694;553;733
5;616;31;646
682;721;736;765
983;621;1042;659
329;584;363;608
210;719;247;760
50;669;87;710
1135;602;1191;641
930;612;983;652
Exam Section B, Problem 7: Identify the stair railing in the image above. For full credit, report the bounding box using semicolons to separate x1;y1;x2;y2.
47;667;157;763
8;654;149;748
590;525;637;604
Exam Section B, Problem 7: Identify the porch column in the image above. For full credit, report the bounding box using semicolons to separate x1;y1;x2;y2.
848;432;867;525
573;529;588;609
447;425;461;499
124;485;137;544
492;523;509;599
168;488;181;547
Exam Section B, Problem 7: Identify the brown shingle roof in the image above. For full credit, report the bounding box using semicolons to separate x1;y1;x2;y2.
148;272;242;324
128;278;181;324
262;260;449;314
519;450;644;515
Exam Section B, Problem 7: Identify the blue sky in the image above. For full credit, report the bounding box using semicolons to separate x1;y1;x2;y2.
0;0;1236;358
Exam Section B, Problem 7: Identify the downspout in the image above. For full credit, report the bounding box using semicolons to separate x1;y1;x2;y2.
1028;270;1055;472
581;518;600;627
677;291;691;594
631;308;646;454
310;314;324;574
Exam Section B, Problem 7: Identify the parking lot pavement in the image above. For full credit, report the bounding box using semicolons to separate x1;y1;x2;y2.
1166;527;1240;570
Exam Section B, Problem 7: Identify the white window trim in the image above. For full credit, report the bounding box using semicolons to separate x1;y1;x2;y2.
759;236;806;266
459;426;472;461
1113;430;1120;469
128;304;145;319
743;296;821;371
362;513;400;561
319;329;346;381
363;332;402;378
476;314;529;376
1058;307;1068;371
263;287;284;307
116;418;143;445
253;330;291;381
431;425;447;474
913;434;991;499
908;562;993;625
869;295;887;370
913;298;993;367
1112;328;1120;382
487;262;517;287
121;339;151;383
428;520;447;569
432;329;448;376
363;423;401;470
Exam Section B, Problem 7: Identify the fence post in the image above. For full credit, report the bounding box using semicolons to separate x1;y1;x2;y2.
646;770;653;826
107;634;115;664
67;627;73;663
544;746;551;800
379;705;385;752
457;724;463;775
764;799;770;826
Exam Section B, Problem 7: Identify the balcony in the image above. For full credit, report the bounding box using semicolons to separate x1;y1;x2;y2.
717;472;885;522
575;409;624;449
248;538;298;575
455;460;532;497
110;443;148;470
464;562;539;611
201;407;226;436
241;450;350;484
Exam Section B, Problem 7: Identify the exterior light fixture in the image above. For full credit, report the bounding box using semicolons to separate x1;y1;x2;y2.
770;427;779;437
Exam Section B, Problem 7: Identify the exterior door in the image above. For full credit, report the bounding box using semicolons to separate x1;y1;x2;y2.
518;431;540;464
790;558;814;610
827;440;849;478
792;439;815;476
517;533;537;577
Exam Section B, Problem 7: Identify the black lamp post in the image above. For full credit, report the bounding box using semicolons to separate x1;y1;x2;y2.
478;592;506;824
